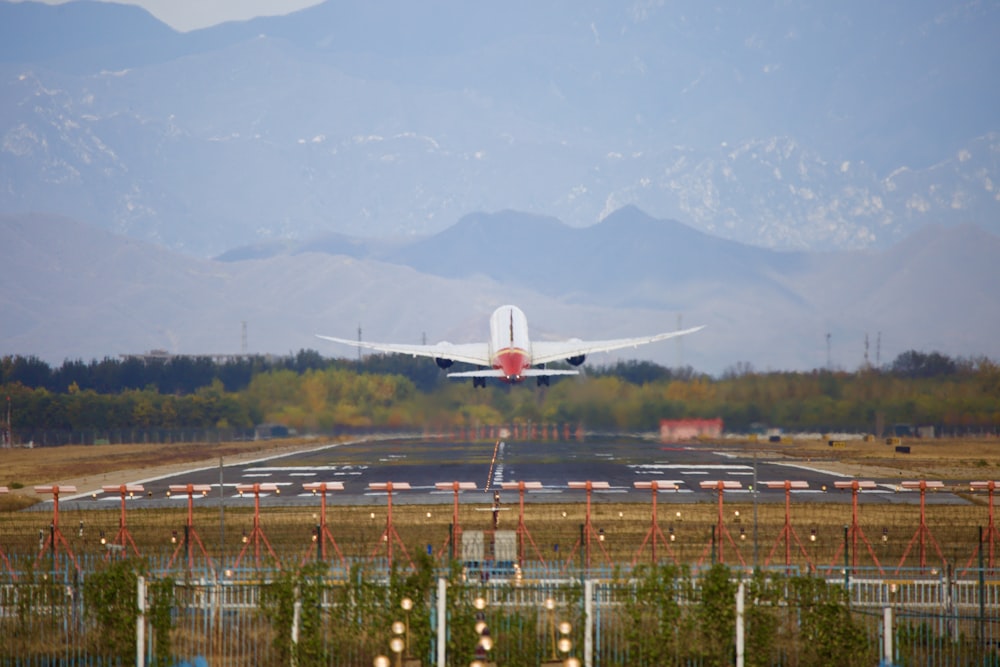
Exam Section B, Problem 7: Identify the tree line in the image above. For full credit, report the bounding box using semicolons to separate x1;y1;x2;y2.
1;350;998;436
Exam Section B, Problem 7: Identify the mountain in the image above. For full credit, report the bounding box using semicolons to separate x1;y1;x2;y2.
379;207;807;308
1;0;998;255
3;210;998;375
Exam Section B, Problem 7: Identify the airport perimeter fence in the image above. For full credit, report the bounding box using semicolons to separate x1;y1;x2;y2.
6;426;418;448
1;555;999;666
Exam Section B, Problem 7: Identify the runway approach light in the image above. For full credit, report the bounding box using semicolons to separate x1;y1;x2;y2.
762;481;810;490
168;484;212;498
304;481;345;493
434;482;476;491
34;485;77;494
901;480;945;491
634;480;679;491
236;483;280;496
102;484;144;497
568;481;611;490
368;482;412;491
699;480;742;490
834;480;877;491
501;481;543;490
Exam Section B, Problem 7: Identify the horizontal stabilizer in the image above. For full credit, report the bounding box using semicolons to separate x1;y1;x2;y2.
447;368;579;378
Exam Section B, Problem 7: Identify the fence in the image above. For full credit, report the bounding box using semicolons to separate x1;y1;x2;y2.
2;556;999;666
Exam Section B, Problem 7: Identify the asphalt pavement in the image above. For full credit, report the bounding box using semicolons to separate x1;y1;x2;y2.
50;436;971;512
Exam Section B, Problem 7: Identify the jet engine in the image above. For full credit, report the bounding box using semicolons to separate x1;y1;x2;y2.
435;357;454;370
566;354;586;366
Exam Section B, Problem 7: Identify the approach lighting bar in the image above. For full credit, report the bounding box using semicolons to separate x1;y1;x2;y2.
435;482;477;491
168;484;212;496
303;482;345;493
568;481;611;490
101;484;145;494
236;483;279;494
34;485;77;494
834;480;877;490
500;481;543;490
699;480;742;490
900;481;945;490
762;481;810;490
367;482;412;491
633;481;679;491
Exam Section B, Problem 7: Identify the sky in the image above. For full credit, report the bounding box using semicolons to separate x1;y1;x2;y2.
20;0;325;31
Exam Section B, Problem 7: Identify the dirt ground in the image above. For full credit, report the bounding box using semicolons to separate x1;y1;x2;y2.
1;434;998;511
0;436;330;509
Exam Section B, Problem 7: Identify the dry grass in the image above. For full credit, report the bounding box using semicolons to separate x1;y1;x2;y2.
0;436;328;507
751;435;1000;478
1;499;992;572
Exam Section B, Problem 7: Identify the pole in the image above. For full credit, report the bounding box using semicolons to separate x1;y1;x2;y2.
752;451;758;568
136;575;146;667
584;578;594;667
735;581;745;667
843;524;850;593
219;457;225;567
436;577;447;667
979;525;985;650
882;606;893;666
711;525;716;565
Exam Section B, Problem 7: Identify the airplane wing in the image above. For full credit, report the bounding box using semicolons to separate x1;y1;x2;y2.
530;325;706;365
315;335;492;366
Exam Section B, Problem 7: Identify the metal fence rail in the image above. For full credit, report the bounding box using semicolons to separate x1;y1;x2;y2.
1;561;998;666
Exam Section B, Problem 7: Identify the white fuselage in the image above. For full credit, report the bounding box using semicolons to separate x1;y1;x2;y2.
488;305;533;381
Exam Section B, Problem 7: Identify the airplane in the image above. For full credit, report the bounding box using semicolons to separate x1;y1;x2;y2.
316;304;704;387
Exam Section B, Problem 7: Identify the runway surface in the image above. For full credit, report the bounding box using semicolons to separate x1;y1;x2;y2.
54;436;971;511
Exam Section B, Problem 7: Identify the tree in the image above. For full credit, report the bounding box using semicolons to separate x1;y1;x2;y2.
889;350;957;378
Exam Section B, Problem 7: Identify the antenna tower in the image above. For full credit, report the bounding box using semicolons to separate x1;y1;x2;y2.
676;314;683;368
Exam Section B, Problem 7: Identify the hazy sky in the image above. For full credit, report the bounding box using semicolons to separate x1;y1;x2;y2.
21;0;325;31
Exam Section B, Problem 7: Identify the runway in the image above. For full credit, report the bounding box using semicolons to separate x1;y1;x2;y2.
54;436;971;511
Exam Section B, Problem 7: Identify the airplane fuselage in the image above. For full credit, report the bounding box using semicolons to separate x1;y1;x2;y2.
488;305;533;382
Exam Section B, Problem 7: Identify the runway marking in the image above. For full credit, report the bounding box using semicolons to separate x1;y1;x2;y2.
243;473;272;478
631;464;753;471
771;462;852;477
245;466;367;472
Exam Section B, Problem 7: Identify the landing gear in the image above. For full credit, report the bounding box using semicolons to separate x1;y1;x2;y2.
536;375;549;387
473;377;486;389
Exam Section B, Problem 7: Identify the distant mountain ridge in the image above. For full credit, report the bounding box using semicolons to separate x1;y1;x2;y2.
1;0;998;255
3;209;998;375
